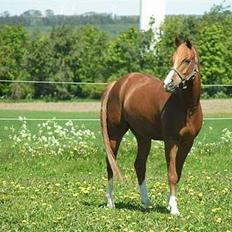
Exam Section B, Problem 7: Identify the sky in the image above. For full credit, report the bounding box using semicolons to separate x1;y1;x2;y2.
0;0;232;16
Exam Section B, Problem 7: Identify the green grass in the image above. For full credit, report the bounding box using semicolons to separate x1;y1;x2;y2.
0;110;232;231
0;98;101;103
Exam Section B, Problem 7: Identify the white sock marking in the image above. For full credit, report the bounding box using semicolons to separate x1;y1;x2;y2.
139;181;151;206
168;194;180;215
106;178;115;208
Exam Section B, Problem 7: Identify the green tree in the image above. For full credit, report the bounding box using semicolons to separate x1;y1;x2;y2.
197;3;232;85
104;27;156;80
71;25;109;98
74;25;108;83
26;33;54;98
197;24;226;84
27;27;78;100
44;9;54;18
49;27;77;99
0;25;29;98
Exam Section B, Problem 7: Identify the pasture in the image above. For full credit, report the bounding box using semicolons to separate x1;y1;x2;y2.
0;108;231;231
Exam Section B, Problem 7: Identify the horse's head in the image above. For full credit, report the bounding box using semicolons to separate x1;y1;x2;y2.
163;38;198;93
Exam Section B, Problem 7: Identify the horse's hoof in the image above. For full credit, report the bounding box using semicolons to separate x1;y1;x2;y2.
168;206;180;216
107;201;115;209
170;210;180;216
167;195;180;215
142;200;153;208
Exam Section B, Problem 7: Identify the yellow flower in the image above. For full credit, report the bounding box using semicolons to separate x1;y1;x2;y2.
211;207;221;212
198;192;203;197
79;186;90;194
215;217;222;223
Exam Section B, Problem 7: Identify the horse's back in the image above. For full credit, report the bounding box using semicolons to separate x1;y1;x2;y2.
111;72;167;113
108;72;168;139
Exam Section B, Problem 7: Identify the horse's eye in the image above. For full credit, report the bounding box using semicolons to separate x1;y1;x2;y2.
184;59;191;64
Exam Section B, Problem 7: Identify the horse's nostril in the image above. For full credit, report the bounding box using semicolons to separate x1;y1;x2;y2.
163;83;169;90
163;82;177;93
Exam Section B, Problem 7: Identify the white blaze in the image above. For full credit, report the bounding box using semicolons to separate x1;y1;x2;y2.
164;69;175;86
140;0;166;32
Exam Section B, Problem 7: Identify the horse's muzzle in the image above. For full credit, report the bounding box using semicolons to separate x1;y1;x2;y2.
163;82;177;93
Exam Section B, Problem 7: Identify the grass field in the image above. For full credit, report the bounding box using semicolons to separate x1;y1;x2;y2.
0;109;232;231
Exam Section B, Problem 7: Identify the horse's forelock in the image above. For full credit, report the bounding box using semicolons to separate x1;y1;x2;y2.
174;43;196;65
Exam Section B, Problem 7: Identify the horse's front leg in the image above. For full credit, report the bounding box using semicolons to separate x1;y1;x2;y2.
165;142;179;215
165;140;193;215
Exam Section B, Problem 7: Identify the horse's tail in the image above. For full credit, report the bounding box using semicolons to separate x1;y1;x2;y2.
100;81;124;181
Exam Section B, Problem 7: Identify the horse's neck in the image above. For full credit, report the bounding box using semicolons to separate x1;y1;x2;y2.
182;48;201;110
182;73;201;112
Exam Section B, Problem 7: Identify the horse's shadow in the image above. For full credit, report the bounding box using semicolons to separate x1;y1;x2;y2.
115;202;169;214
83;201;169;214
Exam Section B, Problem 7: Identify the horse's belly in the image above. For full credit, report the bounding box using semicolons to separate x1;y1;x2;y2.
125;115;163;140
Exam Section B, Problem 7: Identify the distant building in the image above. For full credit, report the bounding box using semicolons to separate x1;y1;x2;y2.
140;0;166;32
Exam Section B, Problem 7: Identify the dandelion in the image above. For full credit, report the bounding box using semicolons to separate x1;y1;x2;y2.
79;186;91;194
198;192;203;197
211;207;221;212
215;217;222;223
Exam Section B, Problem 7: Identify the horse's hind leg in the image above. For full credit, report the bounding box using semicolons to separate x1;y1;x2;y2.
134;136;152;207
106;124;128;208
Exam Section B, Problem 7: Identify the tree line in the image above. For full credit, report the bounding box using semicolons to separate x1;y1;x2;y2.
0;4;231;100
0;10;139;32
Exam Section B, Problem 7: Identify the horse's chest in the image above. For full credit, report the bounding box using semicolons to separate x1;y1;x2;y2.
161;106;188;138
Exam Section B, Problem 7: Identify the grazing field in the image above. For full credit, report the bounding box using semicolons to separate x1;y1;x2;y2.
0;109;232;231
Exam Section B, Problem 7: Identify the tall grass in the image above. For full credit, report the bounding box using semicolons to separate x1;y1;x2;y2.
0;110;231;231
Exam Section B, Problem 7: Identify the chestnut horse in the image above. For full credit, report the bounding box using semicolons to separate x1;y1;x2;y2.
100;38;203;215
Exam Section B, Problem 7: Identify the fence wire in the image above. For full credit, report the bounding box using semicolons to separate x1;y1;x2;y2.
0;79;107;85
0;117;231;122
0;79;232;87
0;79;231;122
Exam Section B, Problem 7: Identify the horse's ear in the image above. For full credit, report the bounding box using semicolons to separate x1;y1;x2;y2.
186;39;192;49
175;37;181;47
